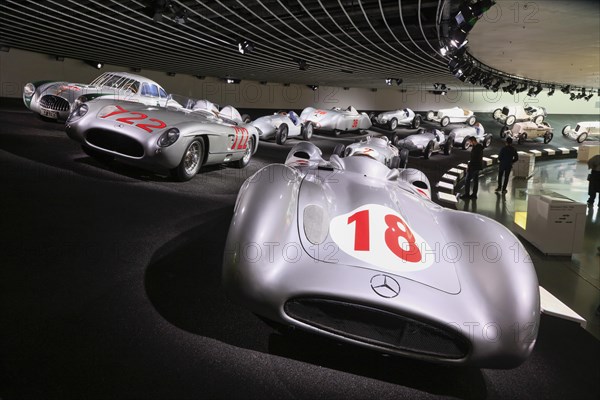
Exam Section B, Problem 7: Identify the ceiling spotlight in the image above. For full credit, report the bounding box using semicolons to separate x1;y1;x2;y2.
433;83;440;89
585;93;594;101
307;85;318;91
385;78;393;86
343;87;350;90
172;5;188;24
86;61;103;69
371;88;378;92
561;85;571;94
238;40;254;55
395;78;403;86
547;85;555;96
194;75;205;80
441;84;447;90
449;29;468;49
440;46;449;56
569;93;576;101
295;58;309;71
225;78;241;84
283;83;290;87
148;0;168;22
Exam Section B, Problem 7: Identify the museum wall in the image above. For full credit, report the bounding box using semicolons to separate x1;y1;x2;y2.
2;48;599;114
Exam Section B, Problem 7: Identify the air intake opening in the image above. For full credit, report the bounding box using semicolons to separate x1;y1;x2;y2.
86;129;144;158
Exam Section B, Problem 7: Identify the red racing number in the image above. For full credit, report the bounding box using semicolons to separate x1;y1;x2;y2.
100;105;167;133
231;127;249;150
352;119;359;128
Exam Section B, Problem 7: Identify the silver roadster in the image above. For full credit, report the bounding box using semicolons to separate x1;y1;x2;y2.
371;108;422;130
249;111;313;144
449;123;492;149
501;121;554;144
65;97;258;181
394;128;454;158
23;72;170;121
223;142;540;368
426;107;476;127
333;135;409;169
299;106;372;136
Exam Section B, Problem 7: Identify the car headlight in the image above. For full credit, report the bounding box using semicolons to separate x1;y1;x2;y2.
67;103;88;122
23;83;35;97
73;95;88;110
158;128;180;147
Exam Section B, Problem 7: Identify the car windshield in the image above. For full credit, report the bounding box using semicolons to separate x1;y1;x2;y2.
90;73;140;93
575;124;581;132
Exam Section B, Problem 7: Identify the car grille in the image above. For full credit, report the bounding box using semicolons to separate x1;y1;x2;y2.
502;107;510;116
39;95;70;112
284;298;469;360
86;129;144;158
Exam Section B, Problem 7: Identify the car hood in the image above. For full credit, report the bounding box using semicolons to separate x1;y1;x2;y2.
296;156;461;294
41;81;117;101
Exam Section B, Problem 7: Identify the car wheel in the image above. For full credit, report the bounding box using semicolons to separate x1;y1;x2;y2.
440;116;450;127
389;118;398;131
276;124;288;145
424;140;434;159
500;126;508;138
332;144;346;157
426;111;434;121
444;137;454;155
390;155;401;169
543;132;553;144
562;125;571;137
171;138;204;181
492;108;502;120
81;145;113;164
533;115;544;124
467;116;476;126
302;122;313;140
411;114;421;129
483;134;492;148
241;113;252;123
577;132;588;143
333;129;341;136
232;137;254;168
399;148;409;168
517;134;526;145
462;137;471;150
506;115;516;127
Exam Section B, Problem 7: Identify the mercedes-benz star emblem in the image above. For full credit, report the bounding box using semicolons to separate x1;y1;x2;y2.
370;274;400;298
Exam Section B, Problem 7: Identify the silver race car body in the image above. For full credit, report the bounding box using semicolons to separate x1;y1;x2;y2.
426;107;476;127
223;142;540;368
342;136;401;168
562;121;600;143
23;72;169;121
65;97;258;181
371;108;421;130
300;106;372;135
394;128;454;158
249;111;313;144
449;123;492;149
493;105;546;127
502;121;554;144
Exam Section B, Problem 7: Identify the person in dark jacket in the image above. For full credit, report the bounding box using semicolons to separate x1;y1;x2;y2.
587;154;600;206
463;136;484;199
495;137;519;194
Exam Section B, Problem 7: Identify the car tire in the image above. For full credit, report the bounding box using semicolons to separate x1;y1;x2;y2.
506;115;516;127
170;138;204;181
81;145;113;164
543;132;553;144
411;114;421;129
399;148;409;168
389;118;398;131
533;115;544;124
440;116;450;127
426;111;434;121
232;137;254;168
483;134;492;148
444;137;454;155
332;144;346;157
241;113;252;123
467;116;476;126
500;126;508;138
517;134;526;145
301;122;313;140
562;125;571;137
577;132;588;143
462;137;471;150
424;140;434;159
492;108;503;120
276;124;288;145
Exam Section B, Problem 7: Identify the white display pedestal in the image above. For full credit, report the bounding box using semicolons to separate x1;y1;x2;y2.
513;151;535;178
577;143;600;162
514;193;587;255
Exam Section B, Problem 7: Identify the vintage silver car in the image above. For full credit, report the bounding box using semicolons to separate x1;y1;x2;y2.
449;123;492;149
493;105;546;127
562;121;600;143
501;121;554;144
249;111;313;144
394;128;454;158
425;107;476;127
370;108;421;130
23;72;170;121
223;142;540;368
299;106;372;136
65;97;258;181
332;135;409;169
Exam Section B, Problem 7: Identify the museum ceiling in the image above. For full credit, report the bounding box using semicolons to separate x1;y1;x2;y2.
0;0;598;89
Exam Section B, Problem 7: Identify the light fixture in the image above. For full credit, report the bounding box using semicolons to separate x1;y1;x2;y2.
547;85;555;96
194;75;205;80
86;61;103;69
172;4;188;24
385;78;393;86
395;78;403;86
167;72;176;77
433;83;440;89
307;85;318;91
371;88;378;92
259;81;267;85
585;93;594;101
561;85;571;94
569;93;576;101
295;58;308;71
440;45;449;56
343;87;350;90
225;78;241;84
283;83;290;87
238;40;254;55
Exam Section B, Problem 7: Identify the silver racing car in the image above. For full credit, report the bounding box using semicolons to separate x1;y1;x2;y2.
371;108;422;130
65;96;258;181
333;135;409;169
300;106;372;136
249;111;313;144
394;128;454;158
223;142;540;368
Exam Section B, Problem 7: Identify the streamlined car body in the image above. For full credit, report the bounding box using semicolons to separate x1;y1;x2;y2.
394;128;454;158
65;97;258;181
249;111;313;144
299;106;372;135
371;108;421;130
493;105;546;127
562;121;600;143
334;135;409;169
449;123;492;149
23;72;169;121
502;121;554;144
425;107;476;127
223;142;540;368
